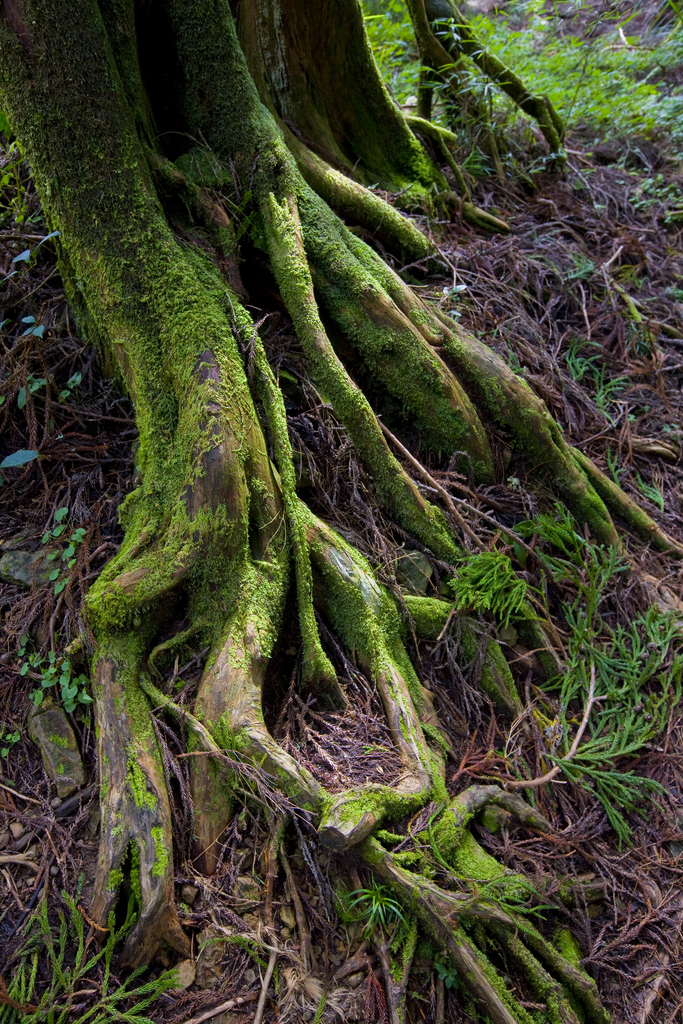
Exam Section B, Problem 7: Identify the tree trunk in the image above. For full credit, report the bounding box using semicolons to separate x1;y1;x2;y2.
0;0;677;1016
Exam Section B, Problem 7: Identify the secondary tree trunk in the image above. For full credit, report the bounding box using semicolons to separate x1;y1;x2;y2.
0;0;676;1018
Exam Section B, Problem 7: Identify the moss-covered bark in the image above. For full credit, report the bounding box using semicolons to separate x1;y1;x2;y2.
2;0;667;1015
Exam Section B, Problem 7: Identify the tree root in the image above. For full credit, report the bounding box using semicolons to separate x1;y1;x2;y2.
572;447;683;557
405;115;511;233
261;188;463;562
288;132;431;260
250;326;340;699
89;646;190;967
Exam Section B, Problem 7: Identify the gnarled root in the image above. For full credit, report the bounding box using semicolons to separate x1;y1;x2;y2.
89;646;189;966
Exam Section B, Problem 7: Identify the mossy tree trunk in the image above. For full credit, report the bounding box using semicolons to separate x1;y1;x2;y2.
0;0;678;1017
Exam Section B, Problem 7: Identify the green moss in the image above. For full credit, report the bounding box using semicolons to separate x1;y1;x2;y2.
553;928;583;970
130;842;142;907
151;826;169;879
49;734;72;750
107;868;124;891
403;595;454;640
126;759;157;812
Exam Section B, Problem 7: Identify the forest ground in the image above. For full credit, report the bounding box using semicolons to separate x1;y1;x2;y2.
1;1;683;1022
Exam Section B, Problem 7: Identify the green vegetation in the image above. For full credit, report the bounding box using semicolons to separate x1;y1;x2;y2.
344;880;407;936
19;635;92;716
448;551;528;626
0;892;178;1024
364;0;683;154
516;505;683;844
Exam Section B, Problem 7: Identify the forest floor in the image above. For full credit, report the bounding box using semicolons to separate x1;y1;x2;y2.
2;7;683;1024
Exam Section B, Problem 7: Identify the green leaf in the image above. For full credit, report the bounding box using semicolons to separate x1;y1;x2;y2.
52;524;66;537
78;693;93;704
20;662;29;676
49;569;61;581
17;388;26;409
0;449;38;468
62;544;75;560
54;579;67;594
12;250;31;263
42;531;51;545
54;507;69;522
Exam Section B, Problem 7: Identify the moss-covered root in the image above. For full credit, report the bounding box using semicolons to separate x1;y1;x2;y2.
364;838;533;1024
572;447;683;558
190;560;323;873
89;646;189;967
261;190;461;563
250;329;339;698
489;926;581;1024
288;132;430;261
304;514;439;848
404;115;510;233
374;918;418;1024
438;325;620;547
402;596;523;714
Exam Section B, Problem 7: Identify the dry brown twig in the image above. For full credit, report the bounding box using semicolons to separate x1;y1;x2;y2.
505;665;597;791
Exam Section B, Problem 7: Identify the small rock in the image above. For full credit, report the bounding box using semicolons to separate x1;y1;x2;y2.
181;884;199;906
50;865;60;876
347;972;365;989
0;832;9;850
9;822;24;840
172;959;196;991
280;926;291;940
279;903;296;930
28;697;86;798
396;550;433;595
244;968;257;984
242;913;259;929
50;797;63;809
195;925;228;990
0;549;53;588
232;874;260;912
498;625;518;646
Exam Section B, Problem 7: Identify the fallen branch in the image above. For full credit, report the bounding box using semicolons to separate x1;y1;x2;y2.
253;946;278;1024
180;991;259;1024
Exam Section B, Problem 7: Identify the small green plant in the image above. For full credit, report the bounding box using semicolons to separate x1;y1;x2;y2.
564;337;627;425
635;473;665;512
0;725;20;758
435;960;461;990
41;506;87;595
449;551;528;627
1;890;178;1024
346;880;406;937
19;637;92;715
17;371;46;409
